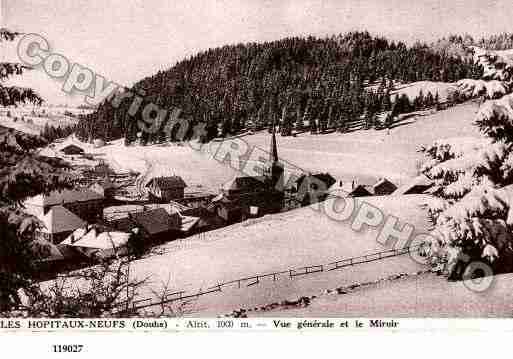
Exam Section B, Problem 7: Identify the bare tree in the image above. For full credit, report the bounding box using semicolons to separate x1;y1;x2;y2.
8;258;148;318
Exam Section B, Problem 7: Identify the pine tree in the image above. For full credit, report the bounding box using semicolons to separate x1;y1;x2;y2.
425;91;435;108
0;29;74;311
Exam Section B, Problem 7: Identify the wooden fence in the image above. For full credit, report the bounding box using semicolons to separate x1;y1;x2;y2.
113;244;422;313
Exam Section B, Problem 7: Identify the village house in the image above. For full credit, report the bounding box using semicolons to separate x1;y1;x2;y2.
109;208;182;243
294;173;336;206
180;189;217;210
328;177;398;198
89;176;117;200
393;174;434;195
328;180;373;198
212;194;244;223
60;225;131;260
24;188;105;223
221;176;269;198
36;205;87;244
146;176;187;203
372;178;398;195
60;144;85;155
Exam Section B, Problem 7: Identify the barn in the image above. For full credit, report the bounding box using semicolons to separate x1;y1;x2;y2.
146;176;187;203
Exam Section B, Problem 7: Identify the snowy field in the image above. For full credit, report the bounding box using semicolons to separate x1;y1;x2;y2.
241;102;481;185
253;272;513;318
0;113;79;135
50;102;483;192
127;194;432;315
392;81;455;102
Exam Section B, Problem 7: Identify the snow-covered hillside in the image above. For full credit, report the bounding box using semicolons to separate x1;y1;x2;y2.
48;102;482;193
251;272;513;317
0;105;84;135
392;81;455;102
472;46;513;82
456;79;509;99
127;194;431;315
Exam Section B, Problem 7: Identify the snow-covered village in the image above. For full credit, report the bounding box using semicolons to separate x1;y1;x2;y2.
2;0;513;326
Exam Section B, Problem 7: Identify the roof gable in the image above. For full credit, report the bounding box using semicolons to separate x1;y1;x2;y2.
40;205;87;234
296;173;336;190
222;176;267;192
393;175;434;195
61;144;84;153
146;176;187;190
131;208;178;235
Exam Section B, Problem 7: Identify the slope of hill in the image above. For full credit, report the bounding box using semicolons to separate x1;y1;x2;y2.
456;79;509;99
55;101;482;191
471;46;513;82
249;272;513;318
126;194;432;315
0;109;79;135
392;81;455;102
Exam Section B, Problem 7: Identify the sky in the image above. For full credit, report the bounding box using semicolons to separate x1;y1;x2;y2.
2;0;513;105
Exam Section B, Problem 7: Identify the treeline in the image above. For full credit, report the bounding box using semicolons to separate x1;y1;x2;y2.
435;33;513;51
76;31;483;143
476;33;513;51
41;123;77;143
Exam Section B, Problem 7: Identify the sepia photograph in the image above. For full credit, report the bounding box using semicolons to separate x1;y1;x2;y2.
1;0;513;353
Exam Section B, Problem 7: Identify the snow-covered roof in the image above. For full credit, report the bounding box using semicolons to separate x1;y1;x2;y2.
393;174;434;196
39;205;87;234
180;216;200;232
146;176;187;189
328;181;372;196
61;227;129;249
132;208;177;235
25;189;104;207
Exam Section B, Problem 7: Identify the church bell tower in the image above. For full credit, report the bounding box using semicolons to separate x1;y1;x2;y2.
266;121;284;191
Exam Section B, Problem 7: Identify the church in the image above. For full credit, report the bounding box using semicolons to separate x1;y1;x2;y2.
213;124;285;223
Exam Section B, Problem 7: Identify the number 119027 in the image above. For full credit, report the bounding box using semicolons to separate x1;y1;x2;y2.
52;345;84;353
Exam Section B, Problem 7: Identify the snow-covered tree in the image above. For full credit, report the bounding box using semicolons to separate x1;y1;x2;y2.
0;29;43;106
420;93;513;278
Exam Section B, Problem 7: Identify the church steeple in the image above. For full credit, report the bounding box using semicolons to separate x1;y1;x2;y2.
266;120;284;191
270;120;279;164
